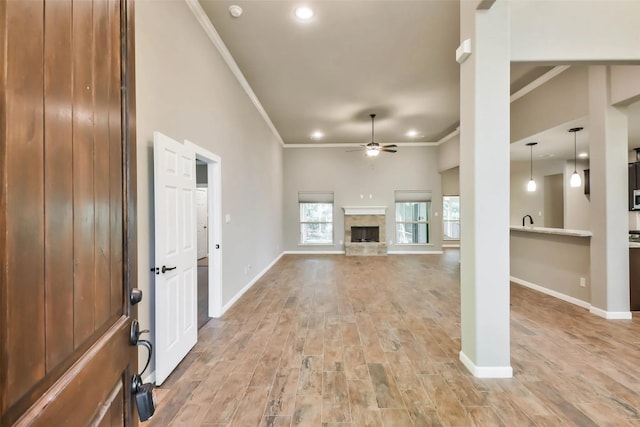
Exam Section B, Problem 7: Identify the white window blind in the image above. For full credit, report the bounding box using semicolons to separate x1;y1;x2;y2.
298;191;334;203
394;190;431;202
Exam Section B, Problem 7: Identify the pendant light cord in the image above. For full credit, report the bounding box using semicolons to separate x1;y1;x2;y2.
573;131;577;173
530;144;533;180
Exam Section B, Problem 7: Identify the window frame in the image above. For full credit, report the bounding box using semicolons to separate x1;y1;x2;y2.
442;195;460;241
298;201;334;245
394;200;431;245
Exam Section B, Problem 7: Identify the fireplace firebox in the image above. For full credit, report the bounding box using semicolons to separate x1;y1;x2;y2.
351;226;379;242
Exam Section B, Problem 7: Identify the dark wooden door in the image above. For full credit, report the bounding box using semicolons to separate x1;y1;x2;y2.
1;0;138;425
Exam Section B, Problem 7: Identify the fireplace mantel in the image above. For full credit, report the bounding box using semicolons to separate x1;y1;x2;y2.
342;206;387;216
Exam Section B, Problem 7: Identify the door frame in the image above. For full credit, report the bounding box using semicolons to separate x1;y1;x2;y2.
185;140;223;318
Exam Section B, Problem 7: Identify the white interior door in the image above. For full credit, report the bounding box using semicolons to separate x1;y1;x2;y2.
153;131;197;385
196;188;208;259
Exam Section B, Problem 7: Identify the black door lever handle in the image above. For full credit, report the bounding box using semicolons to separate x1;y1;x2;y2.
161;265;177;274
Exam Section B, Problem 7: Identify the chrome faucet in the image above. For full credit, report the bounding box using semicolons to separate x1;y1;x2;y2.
522;215;534;227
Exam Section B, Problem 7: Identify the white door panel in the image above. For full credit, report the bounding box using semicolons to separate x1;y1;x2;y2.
153;131;197;385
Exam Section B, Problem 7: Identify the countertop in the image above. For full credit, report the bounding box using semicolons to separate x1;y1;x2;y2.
630;242;640;248
509;225;592;237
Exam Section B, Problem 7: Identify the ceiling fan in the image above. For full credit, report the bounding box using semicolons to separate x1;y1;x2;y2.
350;114;397;156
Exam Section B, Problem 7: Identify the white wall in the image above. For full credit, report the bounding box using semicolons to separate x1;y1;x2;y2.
510;159;565;226
564;160;591;230
283;146;442;253
438;135;460;171
441;167;459;196
511;66;588;143
510;1;640;63
135;0;283;373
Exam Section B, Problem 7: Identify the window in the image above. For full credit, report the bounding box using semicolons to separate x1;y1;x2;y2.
443;196;460;240
299;192;334;244
395;191;431;244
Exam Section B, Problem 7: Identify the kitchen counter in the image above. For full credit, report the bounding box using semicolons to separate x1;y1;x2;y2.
631;242;640;248
510;225;592;237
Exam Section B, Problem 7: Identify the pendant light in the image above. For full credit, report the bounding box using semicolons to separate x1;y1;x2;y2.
526;142;538;192
569;127;583;188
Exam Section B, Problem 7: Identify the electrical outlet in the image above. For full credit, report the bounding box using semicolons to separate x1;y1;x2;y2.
579;277;586;287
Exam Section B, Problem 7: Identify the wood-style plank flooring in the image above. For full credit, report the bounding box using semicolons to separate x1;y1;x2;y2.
144;250;640;426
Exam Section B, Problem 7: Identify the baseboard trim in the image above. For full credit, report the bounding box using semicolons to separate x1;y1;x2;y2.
589;306;632;320
283;250;345;255
388;250;444;255
221;252;284;315
459;351;513;378
510;276;590;309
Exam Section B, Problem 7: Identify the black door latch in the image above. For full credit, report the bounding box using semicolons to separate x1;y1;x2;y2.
150;265;177;274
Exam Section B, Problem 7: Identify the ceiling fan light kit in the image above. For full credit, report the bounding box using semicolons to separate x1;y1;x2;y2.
358;114;397;157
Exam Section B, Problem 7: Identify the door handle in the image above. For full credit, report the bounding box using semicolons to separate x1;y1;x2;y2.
161;265;177;274
215;244;220;249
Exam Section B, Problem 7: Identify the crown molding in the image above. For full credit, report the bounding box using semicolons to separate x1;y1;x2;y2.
185;0;285;147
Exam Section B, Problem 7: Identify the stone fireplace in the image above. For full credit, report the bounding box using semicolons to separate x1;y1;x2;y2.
343;206;388;256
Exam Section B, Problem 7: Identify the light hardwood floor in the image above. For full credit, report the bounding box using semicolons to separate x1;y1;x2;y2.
145;250;640;426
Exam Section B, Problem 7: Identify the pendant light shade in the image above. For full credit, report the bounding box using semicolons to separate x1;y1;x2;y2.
526;142;537;192
569;127;584;188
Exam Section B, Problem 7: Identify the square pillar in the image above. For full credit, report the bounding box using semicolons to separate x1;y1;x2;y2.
459;0;512;377
588;66;631;319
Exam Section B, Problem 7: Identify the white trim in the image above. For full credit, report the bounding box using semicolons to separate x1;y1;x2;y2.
283;250;346;255
184;0;284;147
185;140;224;318
510;65;571;103
388;250;444;255
284;142;438;148
442;243;460;248
510;276;590;309
436;127;460;145
343;206;387;215
459;351;513;378
221;253;284;315
589;306;633;320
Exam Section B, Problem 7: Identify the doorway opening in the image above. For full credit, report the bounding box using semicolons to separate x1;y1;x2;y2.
196;160;209;328
186;141;223;320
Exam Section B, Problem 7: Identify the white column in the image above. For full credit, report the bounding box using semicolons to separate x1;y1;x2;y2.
588;66;631;319
459;0;512;377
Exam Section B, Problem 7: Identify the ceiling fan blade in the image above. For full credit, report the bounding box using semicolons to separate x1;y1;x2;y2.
381;148;397;153
383;144;397;148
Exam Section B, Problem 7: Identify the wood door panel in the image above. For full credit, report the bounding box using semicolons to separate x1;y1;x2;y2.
109;0;125;318
93;0;114;331
14;319;135;426
3;0;47;409
1;0;137;424
44;0;75;372
72;0;98;348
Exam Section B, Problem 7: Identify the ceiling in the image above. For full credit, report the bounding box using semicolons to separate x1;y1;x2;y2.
200;0;460;145
198;1;639;160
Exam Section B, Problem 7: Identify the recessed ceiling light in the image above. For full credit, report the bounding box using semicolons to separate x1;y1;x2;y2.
295;6;314;20
578;152;589;158
310;131;323;140
406;130;419;138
